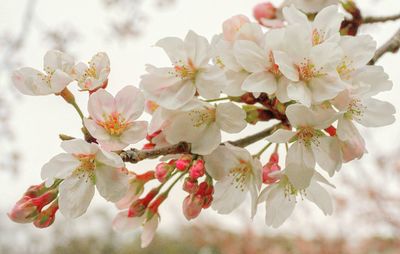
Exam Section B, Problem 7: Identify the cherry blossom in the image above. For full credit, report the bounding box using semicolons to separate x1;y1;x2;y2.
258;171;334;227
41;139;128;218
12;50;74;95
204;143;262;215
73;52;110;91
140;30;225;110
285;0;339;13
83;86;148;151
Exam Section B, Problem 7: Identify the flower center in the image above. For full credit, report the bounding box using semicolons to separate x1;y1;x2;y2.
188;107;216;128
296;127;321;147
73;154;96;183
297;59;325;82
337;57;355;80
344;98;366;121
312;29;325;46
228;159;251;192
97;112;130;136
267;51;281;77
170;59;198;81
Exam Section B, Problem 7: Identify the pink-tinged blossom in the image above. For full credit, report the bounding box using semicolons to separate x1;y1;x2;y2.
258;172;334;228
12;50;74;96
253;2;277;23
84;86;148;151
222;15;251;42
140;30;225;110
204;143;262;216
41;139;129;218
73;52;110;91
267;104;341;189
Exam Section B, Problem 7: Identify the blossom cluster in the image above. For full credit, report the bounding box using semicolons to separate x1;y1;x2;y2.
8;1;395;248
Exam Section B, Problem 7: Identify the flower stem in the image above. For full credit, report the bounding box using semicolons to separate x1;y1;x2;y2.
205;97;230;103
71;101;84;121
254;142;272;159
163;171;187;196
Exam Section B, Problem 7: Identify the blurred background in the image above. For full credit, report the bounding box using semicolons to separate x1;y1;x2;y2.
0;0;400;253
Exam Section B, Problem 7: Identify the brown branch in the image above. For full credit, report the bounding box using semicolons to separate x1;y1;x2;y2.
369;28;400;65
120;142;191;163
229;123;282;148
121;123;283;163
363;13;400;24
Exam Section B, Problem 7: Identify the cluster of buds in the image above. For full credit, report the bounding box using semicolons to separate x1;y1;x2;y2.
181;159;213;220
8;182;59;228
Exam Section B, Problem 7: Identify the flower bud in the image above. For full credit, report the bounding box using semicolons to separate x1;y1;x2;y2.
8;196;39;223
24;183;48;198
147;194;167;220
175;155;192;171
33;201;59;228
262;152;281;184
128;188;159;217
202;195;213;209
183;177;198;193
189;159;205;179
253;2;277;23
182;195;203;220
155;163;171;183
222;15;250;42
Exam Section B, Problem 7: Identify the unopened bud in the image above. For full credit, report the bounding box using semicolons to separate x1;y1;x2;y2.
34;201;59;228
147;194;167;220
128;188;159;217
182;195;203;221
183;177;198;193
175;155;192;171
155;163;171;183
202;195;213;209
253;2;277;23
189;160;205;179
262;152;281;184
222;15;251;42
8;196;39;223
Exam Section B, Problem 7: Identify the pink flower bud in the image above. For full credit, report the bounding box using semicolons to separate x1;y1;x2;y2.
253;2;277;23
128;188;159;217
202;195;213;209
155;163;170;183
222;15;250;42
183;177;198;193
341;136;366;163
189;159;205;179
175;155;192;171
182;195;203;221
8;196;39;223
262;152;281;184
33;201;59;228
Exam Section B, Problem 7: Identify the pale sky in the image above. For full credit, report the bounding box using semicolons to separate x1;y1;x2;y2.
1;0;400;245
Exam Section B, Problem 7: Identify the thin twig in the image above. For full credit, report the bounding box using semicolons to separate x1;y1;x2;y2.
363;13;400;24
229;123;282;148
121;123;283;163
369;28;400;65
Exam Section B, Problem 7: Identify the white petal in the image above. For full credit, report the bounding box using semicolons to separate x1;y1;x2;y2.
61;139;98;155
141;216;159;248
340;35;376;68
58;175;95;219
357;98;396;127
96;149;124;168
83;118;111;141
212;175;247;214
112;210;144;232
49;69;73;93
265;185;296;228
95;165;129;202
242;72;277;94
309;75;346;103
204;145;239;180
12;68;52;96
272;51;299;81
44;49;74;73
184;30;211;67
275;78;291;103
313;5;344;44
154;81;196;110
282;5;309;25
312;136;342;176
115;86;145;121
190;123;221;155
305;181;333;215
196;70;223;99
266;129;296;143
285;162;315;190
41;153;79;186
88;89;115;121
216;102;246;133
233;40;267;73
120;121;148;145
156;37;186;64
287;82;312;107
